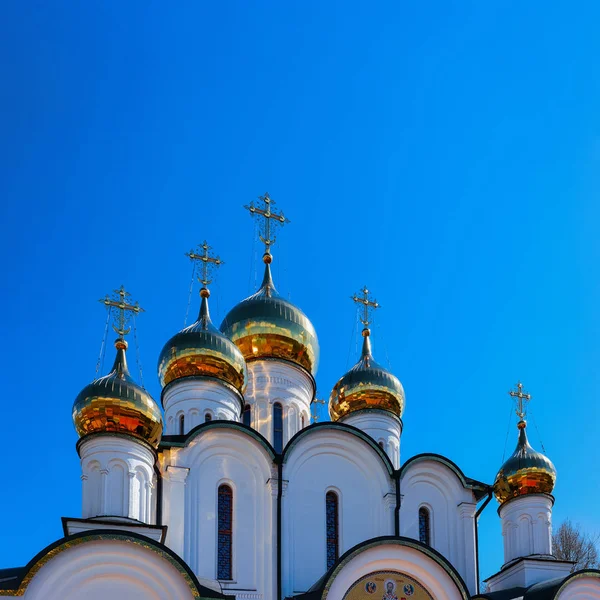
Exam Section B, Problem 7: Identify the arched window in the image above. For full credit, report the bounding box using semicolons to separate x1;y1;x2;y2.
217;484;233;580
301;414;305;429
242;405;251;427
326;491;339;569
378;440;385;449
179;414;185;435
205;412;212;423
273;402;283;452
419;507;431;545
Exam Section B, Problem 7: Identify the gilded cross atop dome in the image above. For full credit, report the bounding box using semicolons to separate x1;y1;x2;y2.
509;380;531;421
186;241;224;292
351;286;381;329
244;192;290;261
99;286;144;340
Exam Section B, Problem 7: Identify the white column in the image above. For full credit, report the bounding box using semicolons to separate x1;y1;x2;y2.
79;435;156;523
244;360;313;447
458;502;477;595
164;466;190;558
163;378;243;434
340;410;402;468
499;494;554;564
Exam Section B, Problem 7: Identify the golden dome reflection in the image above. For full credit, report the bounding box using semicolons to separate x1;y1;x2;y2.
158;290;247;393
329;328;405;421
493;420;556;504
73;339;163;448
220;260;319;376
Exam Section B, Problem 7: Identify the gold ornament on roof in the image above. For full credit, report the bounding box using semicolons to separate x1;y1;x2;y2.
73;287;163;448
329;287;404;421
493;381;556;504
158;242;247;394
220;193;319;375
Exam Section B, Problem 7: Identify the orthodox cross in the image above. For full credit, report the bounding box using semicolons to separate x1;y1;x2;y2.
351;286;381;328
244;193;290;257
99;286;144;339
509;381;531;420
186;241;224;288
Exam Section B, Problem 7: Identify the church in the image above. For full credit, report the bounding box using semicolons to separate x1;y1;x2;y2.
1;194;598;600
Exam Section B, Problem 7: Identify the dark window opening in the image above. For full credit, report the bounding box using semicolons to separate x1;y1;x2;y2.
273;402;283;452
419;507;431;545
326;491;339;569
242;405;251;427
217;484;233;579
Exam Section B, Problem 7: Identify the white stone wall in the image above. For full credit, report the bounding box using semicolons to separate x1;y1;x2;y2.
160;428;275;600
80;435;156;523
281;428;395;597
163;378;242;434
399;458;478;595
499;494;553;564
340;410;401;468
244;360;313;448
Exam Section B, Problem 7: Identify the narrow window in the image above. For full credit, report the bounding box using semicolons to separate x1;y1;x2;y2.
242;405;251;427
217;485;233;579
301;414;305;429
273;402;283;452
419;507;430;545
179;415;185;435
326;491;339;569
205;412;212;422
378;440;385;449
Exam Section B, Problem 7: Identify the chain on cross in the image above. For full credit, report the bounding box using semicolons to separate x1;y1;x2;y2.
509;381;532;420
351;286;381;328
244;193;290;258
186;241;224;288
99;286;144;339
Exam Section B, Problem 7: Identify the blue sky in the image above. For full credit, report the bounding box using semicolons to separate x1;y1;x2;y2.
1;0;599;582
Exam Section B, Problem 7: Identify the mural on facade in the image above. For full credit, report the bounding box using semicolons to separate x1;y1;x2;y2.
342;571;433;600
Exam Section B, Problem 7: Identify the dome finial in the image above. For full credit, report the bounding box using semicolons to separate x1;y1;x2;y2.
185;241;224;329
244;192;290;262
99;285;144;342
509;380;532;423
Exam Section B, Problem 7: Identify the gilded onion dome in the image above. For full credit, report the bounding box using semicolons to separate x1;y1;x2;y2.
329;328;405;421
220;256;319;375
73;339;163;448
158;288;247;392
493;419;556;504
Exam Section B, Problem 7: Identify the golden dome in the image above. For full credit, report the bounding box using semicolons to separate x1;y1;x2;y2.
329;329;405;421
158;290;247;393
73;339;163;448
493;420;556;504
220;260;319;375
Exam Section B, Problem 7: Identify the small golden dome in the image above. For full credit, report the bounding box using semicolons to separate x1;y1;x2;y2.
158;291;247;393
329;329;405;421
73;340;163;448
493;420;556;504
220;261;319;375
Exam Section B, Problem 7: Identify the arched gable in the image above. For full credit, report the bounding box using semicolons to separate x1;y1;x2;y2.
300;536;469;600
282;422;395;475
0;530;228;599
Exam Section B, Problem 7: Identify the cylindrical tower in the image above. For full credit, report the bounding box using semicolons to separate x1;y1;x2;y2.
220;195;319;451
73;328;163;523
493;385;557;565
329;288;404;468
220;254;318;450
157;243;247;434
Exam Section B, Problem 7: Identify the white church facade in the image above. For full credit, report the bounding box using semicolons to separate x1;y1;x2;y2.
1;196;598;600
